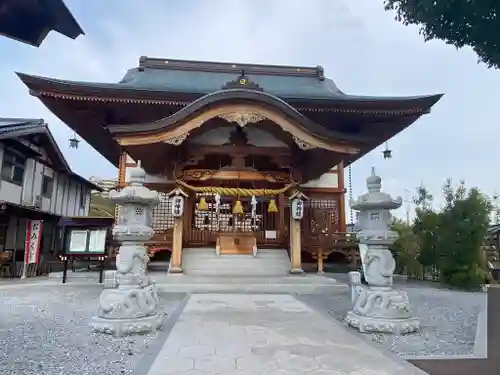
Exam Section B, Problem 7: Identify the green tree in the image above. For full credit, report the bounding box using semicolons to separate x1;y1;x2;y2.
391;217;420;276
384;0;500;69
412;185;440;279
437;180;492;288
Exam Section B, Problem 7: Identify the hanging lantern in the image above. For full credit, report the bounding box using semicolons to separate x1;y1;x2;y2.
232;199;244;214
382;142;392;159
68;133;80;149
198;196;208;211
268;198;278;213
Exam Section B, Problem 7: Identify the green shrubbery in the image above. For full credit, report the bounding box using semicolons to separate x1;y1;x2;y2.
391;179;492;289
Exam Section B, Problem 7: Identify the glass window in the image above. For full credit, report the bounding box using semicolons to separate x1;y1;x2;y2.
1;149;26;185
42;176;53;198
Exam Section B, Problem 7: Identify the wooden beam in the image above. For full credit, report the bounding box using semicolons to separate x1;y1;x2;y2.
113;103;362;154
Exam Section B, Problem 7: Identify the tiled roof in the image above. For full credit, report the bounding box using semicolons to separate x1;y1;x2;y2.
0;118;45;135
0;117;101;191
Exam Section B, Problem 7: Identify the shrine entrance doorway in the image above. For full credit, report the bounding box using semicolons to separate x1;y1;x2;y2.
185;193;284;249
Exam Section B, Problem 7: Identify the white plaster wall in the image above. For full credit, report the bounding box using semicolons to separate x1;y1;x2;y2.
301;168;340;188
0;140;92;217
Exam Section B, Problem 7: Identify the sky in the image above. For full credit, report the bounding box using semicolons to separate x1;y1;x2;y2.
0;0;498;220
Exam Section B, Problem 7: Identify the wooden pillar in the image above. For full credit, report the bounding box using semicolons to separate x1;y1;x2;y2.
317;248;325;275
278;193;285;244
289;216;303;273
168;190;188;274
114;152;128;222
169;217;183;273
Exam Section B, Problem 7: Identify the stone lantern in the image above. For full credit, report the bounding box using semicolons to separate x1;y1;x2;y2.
345;167;419;335
90;162;164;336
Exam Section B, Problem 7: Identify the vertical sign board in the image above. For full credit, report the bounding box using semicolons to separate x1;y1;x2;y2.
24;220;43;265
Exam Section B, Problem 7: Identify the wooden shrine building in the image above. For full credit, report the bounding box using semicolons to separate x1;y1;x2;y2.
17;56;442;272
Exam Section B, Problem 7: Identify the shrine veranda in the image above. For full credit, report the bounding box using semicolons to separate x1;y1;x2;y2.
18;56;442;272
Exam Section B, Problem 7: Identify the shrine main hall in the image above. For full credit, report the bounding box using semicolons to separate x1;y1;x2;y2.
18;56;441;274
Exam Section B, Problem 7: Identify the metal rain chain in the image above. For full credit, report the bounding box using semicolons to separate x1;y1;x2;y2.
348;164;354;225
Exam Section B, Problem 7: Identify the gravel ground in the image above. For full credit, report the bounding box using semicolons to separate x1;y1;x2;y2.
298;273;486;357
0;285;184;375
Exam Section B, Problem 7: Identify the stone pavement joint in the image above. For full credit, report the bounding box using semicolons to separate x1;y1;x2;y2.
145;294;430;375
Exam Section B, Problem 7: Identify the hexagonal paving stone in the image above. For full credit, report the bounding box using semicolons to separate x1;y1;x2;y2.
307;369;348;375
276;354;320;373
178;344;216;358
349;369;392;375
215;344;252;358
164;357;195;374
177;370;215;375
194;356;236;373
236;354;279;372
262;369;305;375
147;357;194;375
315;353;362;373
213;370;260;375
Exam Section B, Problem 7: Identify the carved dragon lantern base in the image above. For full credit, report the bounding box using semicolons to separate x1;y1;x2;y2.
345;168;420;335
90;163;164;336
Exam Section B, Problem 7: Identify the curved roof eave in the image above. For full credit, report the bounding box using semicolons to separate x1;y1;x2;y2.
16;72;443;107
104;89;374;144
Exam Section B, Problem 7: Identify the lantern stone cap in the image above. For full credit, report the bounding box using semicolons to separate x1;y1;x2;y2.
350;167;402;210
166;187;188;197
367;167;382;192
289;190;309;200
129;160;146;185
108;160;160;205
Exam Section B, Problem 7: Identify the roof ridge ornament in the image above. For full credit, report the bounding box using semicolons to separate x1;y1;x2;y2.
221;69;264;91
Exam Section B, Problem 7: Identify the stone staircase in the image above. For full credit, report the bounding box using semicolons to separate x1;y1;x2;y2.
180;248;292;277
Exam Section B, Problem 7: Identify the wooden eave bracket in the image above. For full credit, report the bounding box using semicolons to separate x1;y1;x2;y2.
166;187;188;197
289;190;309;200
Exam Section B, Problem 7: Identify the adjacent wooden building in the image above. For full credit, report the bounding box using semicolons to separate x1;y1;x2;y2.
17;56;442;271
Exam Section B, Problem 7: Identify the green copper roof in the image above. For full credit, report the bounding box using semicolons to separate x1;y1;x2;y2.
117;68;343;100
17;57;443;107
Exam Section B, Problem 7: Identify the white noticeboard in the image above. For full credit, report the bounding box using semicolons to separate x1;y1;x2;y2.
265;230;277;240
88;229;107;253
68;230;88;253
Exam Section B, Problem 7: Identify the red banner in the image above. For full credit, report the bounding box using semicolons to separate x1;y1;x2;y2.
24;220;43;265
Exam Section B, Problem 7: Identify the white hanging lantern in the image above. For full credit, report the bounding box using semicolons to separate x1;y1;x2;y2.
291;198;304;220
170;195;185;218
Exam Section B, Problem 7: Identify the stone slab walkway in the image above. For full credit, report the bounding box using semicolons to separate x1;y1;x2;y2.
145;294;429;375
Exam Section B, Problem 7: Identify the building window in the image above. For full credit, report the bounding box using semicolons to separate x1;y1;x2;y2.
1;149;26;185
42;176;53;198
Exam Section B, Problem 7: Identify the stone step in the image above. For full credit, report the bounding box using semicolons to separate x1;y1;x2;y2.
182;248;290;258
181;247;292;277
153;273;347;293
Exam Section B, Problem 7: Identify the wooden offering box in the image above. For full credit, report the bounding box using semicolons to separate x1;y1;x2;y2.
217;232;256;255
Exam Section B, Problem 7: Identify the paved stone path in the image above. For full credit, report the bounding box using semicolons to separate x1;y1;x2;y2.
145;294;429;375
